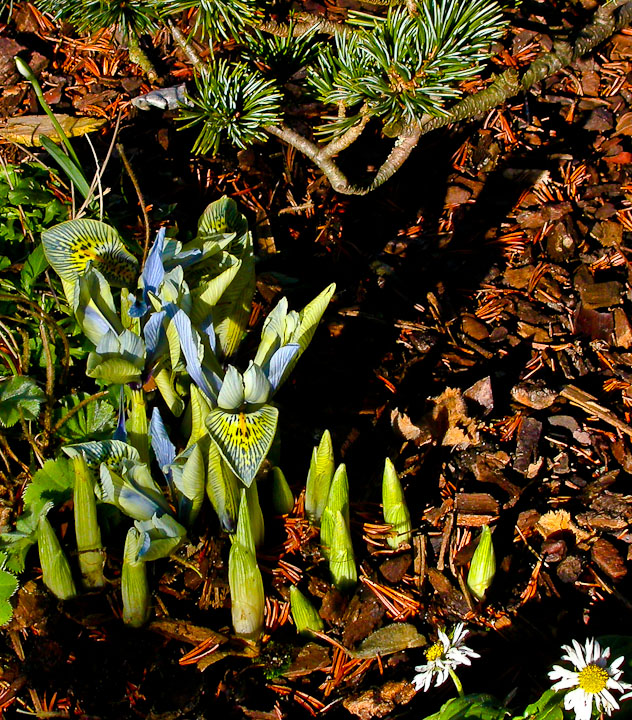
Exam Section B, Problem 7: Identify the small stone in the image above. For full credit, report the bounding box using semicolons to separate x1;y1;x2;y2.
579;281;623;310
591;538;627;581
511;381;558;409
464;376;494;414
574;305;614;341
547;221;576;261
581;70;601;97
445;185;472;206
591;220;623;247
503;265;534;289
461;314;489;340
379;554;412;584
557;556;582;584
514;417;542;475
542;538;567;563
614;308;632;348
583;107;612;131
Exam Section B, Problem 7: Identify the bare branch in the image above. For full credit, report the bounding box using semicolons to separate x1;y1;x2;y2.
259;14;354;37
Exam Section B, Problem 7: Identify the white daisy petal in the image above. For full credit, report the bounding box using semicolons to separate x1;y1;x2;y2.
412;623;479;694
550;637;632;720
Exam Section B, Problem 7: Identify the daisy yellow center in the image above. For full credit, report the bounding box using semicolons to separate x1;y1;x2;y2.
578;664;609;694
426;642;444;662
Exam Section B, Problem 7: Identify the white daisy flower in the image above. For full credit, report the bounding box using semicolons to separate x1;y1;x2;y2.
412;622;480;693
549;638;632;720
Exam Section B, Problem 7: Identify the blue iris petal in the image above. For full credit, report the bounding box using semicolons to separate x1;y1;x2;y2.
168;306;218;402
144;227;166;295
128;228;166;319
150;407;176;483
267;343;300;391
143;310;166;360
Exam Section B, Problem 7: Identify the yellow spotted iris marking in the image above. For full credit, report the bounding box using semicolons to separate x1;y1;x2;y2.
578;665;609;694
206;405;278;484
426;642;445;662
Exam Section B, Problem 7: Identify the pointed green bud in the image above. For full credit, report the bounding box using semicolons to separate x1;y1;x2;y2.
320;506;334;560
382;458;411;549
305;430;334;526
289;586;323;636
328;511;357;591
228;540;265;640
467;525;496;601
72;455;104;589
327;463;349;527
245;482;265;549
37;513;76;600
271;467;294;515
235;489;256;554
15;57;35;81
121;527;151;627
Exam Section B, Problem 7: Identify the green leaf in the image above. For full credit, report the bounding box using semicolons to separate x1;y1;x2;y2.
39;135;91;199
0;567;19;600
22;457;74;518
212;232;255;358
0;376;46;428
20;243;49;293
203;435;240;533
0;533;36;574
518;689;564;720
56;393;116;442
423;695;508;720
0;563;17;625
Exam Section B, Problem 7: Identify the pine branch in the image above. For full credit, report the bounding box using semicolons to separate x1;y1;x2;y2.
319;106;370;159
259;14;354;38
271;0;632;195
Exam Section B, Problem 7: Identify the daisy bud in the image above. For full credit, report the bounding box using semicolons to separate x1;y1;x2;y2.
382;458;411;549
271;467;294;515
15;57;35;81
72;455;104;589
305;430;334;526
121;527;151;627
467;525;495;601
328;511;357;591
289;586;323;636
37;513;77;601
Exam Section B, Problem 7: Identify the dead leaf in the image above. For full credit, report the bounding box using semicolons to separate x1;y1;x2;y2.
615;112;632;136
0;114;106;146
430;387;480;449
350;623;426;659
535;509;591;544
603;151;632;164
